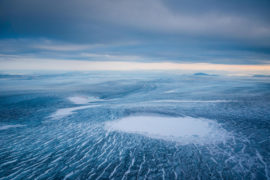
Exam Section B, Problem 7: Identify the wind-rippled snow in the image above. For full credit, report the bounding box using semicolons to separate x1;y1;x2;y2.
0;72;269;179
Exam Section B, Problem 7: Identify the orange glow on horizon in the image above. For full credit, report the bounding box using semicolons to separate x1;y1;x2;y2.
1;58;270;74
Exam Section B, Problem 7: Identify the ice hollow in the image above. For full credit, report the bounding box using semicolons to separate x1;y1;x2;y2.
105;115;230;145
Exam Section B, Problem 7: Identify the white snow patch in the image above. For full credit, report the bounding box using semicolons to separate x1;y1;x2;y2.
68;96;101;104
0;124;26;130
50;105;100;119
105;115;230;145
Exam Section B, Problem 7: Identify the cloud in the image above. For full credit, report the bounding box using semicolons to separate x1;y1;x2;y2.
90;0;270;39
0;38;100;52
33;44;92;51
1;0;270;42
80;53;144;61
0;38;269;65
0;0;270;65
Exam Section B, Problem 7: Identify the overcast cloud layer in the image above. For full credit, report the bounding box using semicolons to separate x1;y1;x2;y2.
0;0;270;65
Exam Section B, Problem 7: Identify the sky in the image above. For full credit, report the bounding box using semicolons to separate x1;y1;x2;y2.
0;0;270;74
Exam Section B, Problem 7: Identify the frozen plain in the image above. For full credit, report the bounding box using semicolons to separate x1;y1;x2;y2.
0;71;269;179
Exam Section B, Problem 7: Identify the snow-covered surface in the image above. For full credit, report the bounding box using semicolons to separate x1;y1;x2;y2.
68;96;101;104
105;115;230;144
50;105;100;119
0;124;26;130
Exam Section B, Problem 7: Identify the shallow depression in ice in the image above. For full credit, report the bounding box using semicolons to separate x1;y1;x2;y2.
105;115;231;145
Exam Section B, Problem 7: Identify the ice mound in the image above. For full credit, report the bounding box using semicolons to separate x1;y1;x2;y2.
68;96;101;104
105;115;230;145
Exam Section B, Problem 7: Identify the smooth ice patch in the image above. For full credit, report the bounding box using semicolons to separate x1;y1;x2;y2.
50;105;100;119
68;96;101;104
105;115;230;144
0;124;26;130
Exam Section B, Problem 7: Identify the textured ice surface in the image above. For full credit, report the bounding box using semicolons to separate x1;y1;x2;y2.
0;72;270;179
105;115;230;144
151;99;234;103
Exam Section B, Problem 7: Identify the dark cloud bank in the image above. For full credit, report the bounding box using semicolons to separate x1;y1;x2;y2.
0;0;270;64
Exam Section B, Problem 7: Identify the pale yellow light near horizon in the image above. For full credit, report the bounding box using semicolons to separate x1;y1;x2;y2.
1;58;270;74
